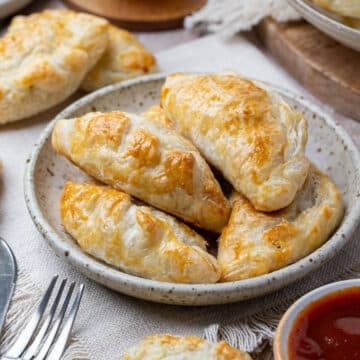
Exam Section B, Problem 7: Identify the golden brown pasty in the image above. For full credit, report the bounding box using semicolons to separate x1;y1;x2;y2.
123;334;251;360
52;111;230;233
0;10;109;125
142;104;175;129
218;164;343;282
61;182;220;283
82;25;157;92
344;17;360;29
312;0;360;19
161;73;309;212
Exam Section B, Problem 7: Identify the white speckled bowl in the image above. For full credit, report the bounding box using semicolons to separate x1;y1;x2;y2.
24;74;360;306
273;279;360;359
287;0;360;51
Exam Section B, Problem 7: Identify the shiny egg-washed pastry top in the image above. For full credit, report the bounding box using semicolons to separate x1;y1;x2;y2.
161;73;309;212
218;164;343;282
82;25;157;92
52;111;230;233
61;182;220;283
123;334;251;360
312;0;360;19
142;104;175;129
0;10;108;124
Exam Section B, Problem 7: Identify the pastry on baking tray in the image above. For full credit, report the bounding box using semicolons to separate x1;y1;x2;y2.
52;111;230;233
123;334;251;360
0;10;109;125
218;164;343;282
81;25;157;92
61;182;220;283
312;0;360;19
161;72;309;212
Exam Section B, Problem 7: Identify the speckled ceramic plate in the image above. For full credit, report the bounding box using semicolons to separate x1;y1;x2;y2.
288;0;360;51
24;74;360;306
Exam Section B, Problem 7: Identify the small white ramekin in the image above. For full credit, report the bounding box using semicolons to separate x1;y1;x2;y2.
274;279;360;360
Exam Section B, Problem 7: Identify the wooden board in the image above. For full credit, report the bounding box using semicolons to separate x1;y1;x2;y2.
257;18;360;121
64;0;207;30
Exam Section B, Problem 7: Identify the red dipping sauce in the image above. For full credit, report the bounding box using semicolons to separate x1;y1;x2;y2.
288;287;360;360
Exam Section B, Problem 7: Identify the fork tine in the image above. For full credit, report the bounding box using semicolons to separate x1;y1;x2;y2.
21;279;67;360
46;284;84;360
33;282;75;360
3;275;58;358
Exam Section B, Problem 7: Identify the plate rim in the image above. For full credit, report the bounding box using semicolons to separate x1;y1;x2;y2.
24;73;360;304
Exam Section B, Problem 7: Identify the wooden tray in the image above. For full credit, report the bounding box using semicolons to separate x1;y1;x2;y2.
257;18;360;121
64;0;207;30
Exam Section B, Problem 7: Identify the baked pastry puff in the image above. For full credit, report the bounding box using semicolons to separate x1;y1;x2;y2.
161;73;309;212
142;104;175;129
81;25;157;92
0;10;109;124
61;182;220;284
218;164;344;282
312;0;360;19
123;334;251;360
52;111;230;233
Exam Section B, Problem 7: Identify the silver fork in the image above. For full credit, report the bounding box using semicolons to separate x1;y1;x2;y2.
0;275;84;360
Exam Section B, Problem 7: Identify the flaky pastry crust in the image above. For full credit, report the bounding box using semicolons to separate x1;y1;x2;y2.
218;164;344;281
142;104;175;129
61;182;220;283
161;73;309;211
52;111;230;232
0;10;109;124
123;334;251;360
82;25;157;91
312;0;360;19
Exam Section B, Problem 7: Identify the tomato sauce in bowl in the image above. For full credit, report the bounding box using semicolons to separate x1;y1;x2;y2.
288;287;360;360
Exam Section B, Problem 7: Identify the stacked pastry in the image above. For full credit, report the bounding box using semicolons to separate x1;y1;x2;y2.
161;73;344;282
0;10;156;125
123;334;251;360
312;0;360;28
52;72;344;285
